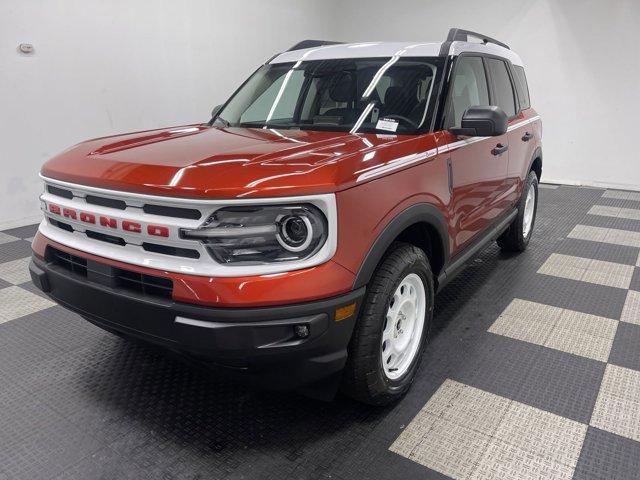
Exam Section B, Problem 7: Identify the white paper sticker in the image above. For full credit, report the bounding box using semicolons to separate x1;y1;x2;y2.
376;118;399;132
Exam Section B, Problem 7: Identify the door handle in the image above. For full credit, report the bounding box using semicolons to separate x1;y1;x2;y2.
521;132;533;142
491;143;508;156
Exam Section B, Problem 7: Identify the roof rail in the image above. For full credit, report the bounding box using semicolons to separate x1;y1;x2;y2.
286;40;343;52
445;28;510;50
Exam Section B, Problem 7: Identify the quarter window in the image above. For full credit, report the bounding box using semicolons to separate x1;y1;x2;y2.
445;56;489;128
513;65;530;110
486;58;516;117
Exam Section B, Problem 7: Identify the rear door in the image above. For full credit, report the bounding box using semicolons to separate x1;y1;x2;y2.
485;57;526;208
441;55;509;251
504;64;536;204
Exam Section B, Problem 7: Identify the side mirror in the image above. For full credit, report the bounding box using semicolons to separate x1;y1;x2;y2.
449;105;508;137
211;104;223;119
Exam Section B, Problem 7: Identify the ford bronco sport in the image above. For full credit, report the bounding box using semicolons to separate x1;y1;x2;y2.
30;28;542;405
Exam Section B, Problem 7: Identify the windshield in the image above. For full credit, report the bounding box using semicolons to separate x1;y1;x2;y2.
215;57;443;134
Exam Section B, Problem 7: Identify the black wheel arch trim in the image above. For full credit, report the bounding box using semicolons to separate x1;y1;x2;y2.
352;203;449;290
528;146;543;177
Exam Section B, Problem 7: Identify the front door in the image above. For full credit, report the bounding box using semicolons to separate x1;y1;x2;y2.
440;55;510;251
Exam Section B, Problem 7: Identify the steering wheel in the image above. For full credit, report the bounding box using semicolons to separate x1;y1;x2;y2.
381;114;419;130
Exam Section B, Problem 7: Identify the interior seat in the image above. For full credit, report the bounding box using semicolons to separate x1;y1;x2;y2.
382;86;413;118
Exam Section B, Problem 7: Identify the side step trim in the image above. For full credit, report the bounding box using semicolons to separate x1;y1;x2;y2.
436;208;517;291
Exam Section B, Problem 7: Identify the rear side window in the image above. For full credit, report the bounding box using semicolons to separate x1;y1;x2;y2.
486;58;516;117
513;65;530;110
445;56;490;128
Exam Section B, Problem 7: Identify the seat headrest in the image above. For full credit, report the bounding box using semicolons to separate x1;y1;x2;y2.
329;72;356;103
384;86;411;107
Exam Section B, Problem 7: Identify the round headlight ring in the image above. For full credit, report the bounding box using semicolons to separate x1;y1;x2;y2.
276;214;314;252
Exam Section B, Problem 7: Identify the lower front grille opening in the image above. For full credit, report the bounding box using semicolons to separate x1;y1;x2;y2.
46;247;173;300
46;247;88;277
115;268;173;299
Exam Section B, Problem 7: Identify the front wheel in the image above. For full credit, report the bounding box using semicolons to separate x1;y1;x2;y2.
497;170;539;252
341;243;434;405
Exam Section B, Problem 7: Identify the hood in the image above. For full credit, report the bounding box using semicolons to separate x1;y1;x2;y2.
41;124;422;198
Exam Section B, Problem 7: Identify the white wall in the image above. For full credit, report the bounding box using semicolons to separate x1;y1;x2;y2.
332;0;640;190
3;0;640;228
0;0;336;228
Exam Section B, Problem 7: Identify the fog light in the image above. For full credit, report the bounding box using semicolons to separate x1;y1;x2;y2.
294;324;310;339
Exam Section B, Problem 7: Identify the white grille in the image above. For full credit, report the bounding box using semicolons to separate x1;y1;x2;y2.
39;176;337;277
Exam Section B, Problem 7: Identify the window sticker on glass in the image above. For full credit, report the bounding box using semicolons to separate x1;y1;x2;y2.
376;134;397;140
376;118;399;132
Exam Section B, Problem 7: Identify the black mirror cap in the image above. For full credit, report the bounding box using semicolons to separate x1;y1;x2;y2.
449;105;508;137
211;104;223;119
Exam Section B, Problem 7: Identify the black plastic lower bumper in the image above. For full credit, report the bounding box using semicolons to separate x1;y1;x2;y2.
30;254;365;393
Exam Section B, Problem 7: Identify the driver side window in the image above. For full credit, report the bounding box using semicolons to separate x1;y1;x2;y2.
445;56;489;128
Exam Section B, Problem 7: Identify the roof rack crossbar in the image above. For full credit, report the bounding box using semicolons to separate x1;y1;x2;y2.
445;28;510;50
286;40;344;52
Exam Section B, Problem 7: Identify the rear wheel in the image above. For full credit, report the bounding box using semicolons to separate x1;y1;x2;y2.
497;170;539;252
341;243;434;405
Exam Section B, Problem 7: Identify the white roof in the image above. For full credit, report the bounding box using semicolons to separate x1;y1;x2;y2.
270;40;523;67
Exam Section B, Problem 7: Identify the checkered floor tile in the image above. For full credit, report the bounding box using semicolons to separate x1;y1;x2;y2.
2;184;640;480
569;225;640;248
0;232;22;245
489;299;618;362
602;190;640;202
0;257;33;285
0;286;55;324
590;364;640;443
621;290;640;325
537;253;634;289
391;380;587;479
589;205;640;221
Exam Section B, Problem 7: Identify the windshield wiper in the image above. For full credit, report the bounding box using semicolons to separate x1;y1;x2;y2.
238;121;269;128
239;121;301;130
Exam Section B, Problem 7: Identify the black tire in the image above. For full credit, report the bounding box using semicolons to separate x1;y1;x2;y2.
497;170;539;252
341;242;434;406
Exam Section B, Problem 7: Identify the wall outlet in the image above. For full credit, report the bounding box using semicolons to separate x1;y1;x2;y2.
18;43;34;55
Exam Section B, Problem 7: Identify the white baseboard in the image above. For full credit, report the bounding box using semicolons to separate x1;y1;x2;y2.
542;178;640;192
0;215;42;231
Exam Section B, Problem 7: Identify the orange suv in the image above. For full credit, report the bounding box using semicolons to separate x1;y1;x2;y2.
31;28;542;404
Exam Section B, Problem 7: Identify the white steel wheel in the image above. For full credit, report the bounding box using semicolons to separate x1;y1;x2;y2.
381;273;426;380
522;182;536;238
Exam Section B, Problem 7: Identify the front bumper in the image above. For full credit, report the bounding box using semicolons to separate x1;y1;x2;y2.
30;253;365;392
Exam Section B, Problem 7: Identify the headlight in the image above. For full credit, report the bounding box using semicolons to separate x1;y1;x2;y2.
180;204;328;265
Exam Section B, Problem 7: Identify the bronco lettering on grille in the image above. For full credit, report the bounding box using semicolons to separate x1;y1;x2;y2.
47;203;169;237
